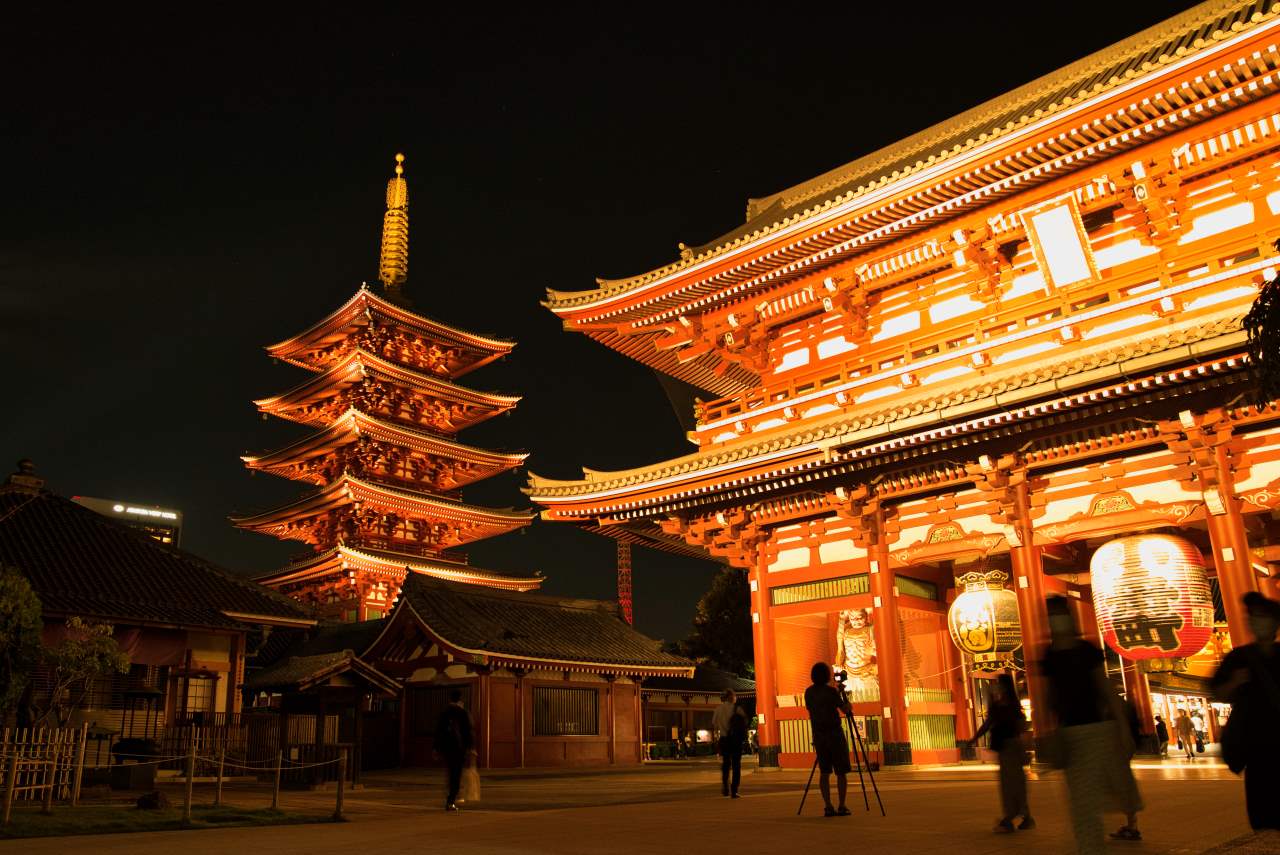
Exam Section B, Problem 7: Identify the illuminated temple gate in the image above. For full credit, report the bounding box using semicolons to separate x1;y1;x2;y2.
527;1;1280;767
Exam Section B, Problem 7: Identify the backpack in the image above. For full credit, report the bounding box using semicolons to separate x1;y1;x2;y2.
729;708;748;744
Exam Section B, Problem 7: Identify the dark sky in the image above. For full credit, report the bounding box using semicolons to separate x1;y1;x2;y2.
2;2;1201;642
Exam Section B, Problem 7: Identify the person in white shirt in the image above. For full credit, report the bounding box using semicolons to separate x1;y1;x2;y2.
713;689;748;797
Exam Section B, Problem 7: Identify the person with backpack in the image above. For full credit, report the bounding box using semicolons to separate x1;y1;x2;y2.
1212;591;1280;830
433;689;474;812
713;688;748;798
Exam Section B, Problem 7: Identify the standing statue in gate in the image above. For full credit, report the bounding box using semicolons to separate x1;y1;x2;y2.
835;608;878;697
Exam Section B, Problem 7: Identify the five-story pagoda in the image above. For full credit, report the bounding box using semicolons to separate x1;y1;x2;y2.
236;154;539;621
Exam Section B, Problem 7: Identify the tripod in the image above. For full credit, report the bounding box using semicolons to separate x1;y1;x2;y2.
797;683;885;816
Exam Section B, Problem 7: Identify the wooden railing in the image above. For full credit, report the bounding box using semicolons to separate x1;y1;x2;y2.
2;725;88;823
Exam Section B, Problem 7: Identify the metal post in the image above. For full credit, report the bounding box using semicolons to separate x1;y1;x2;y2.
214;746;225;807
271;750;282;810
3;744;18;826
183;739;195;824
41;740;59;815
334;748;346;821
72;724;87;807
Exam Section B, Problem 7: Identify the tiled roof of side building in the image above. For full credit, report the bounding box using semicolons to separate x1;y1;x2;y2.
254;619;390;669
642;665;756;695
0;486;311;630
398;573;693;671
546;0;1273;308
245;650;399;695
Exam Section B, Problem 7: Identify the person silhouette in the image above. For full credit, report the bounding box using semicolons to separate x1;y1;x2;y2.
968;673;1033;832
1212;591;1280;830
804;662;852;817
433;689;473;811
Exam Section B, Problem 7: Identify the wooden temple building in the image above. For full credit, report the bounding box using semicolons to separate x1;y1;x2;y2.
0;461;315;732
236;154;541;621
528;0;1280;767
251;573;692;769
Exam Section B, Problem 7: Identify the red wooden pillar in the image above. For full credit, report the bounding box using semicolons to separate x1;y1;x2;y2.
478;670;491;770
1122;663;1154;736
634;678;645;762
514;669;525;769
606;675;616;765
941;626;972;742
749;561;780;766
1205;455;1259;646
869;508;910;763
1011;474;1052;749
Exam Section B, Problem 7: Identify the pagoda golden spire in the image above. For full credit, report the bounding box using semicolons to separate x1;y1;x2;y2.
378;153;410;302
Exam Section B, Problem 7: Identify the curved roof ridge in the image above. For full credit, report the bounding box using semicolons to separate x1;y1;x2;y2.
266;286;516;358
546;1;1274;309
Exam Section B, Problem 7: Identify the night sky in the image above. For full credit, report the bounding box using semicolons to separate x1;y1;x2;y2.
2;3;1201;643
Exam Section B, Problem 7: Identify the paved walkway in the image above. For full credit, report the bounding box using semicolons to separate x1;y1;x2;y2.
4;760;1265;854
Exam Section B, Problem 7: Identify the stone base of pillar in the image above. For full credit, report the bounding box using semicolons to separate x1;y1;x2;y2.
756;745;780;768
882;742;913;765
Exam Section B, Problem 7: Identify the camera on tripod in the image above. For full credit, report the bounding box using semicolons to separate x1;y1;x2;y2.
833;669;848;685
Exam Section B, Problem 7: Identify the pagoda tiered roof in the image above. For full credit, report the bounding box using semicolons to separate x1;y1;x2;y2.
241;408;526;490
256;543;542;593
242;155;539;613
253;348;520;432
266;286;515;377
231;473;534;551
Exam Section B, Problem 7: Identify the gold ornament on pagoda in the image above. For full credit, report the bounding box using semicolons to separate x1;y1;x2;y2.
379;153;410;300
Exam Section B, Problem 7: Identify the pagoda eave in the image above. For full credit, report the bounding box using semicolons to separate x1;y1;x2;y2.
256;544;543;592
266;287;515;376
230;474;535;531
252;349;520;430
241;408;527;486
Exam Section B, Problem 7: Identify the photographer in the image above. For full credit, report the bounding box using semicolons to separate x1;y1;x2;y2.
805;661;852;817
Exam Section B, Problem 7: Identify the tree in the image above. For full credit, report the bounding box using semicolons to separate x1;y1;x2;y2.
678;567;754;677
1244;239;1280;404
34;616;131;726
0;567;43;721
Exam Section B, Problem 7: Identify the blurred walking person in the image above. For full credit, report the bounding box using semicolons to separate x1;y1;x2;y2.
1041;596;1143;853
713;688;747;798
1174;709;1195;760
1154;715;1169;757
433;689;474;811
1212;591;1280;830
968;673;1033;832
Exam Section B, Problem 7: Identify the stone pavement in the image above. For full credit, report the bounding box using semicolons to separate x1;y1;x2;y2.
5;759;1265;854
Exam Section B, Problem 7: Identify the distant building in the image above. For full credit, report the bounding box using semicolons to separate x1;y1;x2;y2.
73;495;183;546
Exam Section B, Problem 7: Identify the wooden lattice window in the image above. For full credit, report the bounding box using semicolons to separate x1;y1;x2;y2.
532;687;598;736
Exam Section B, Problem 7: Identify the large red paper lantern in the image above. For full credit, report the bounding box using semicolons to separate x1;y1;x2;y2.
1089;534;1213;668
947;570;1022;670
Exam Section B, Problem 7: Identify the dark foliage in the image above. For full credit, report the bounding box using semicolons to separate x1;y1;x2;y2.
1243;239;1280;405
676;567;754;677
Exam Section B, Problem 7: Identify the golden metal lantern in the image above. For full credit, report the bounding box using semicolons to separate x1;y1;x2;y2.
1089;533;1213;671
947;570;1022;670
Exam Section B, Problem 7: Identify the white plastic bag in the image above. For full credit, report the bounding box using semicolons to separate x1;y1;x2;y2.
460;763;481;802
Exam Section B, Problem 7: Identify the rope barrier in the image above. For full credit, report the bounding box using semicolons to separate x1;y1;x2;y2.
1;752;345;770
0;753;190;766
214;756;342;771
